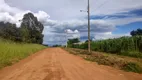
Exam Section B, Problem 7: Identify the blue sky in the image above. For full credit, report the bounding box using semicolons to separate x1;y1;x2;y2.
113;9;142;34
90;9;142;20
113;22;142;34
1;0;142;45
89;9;142;36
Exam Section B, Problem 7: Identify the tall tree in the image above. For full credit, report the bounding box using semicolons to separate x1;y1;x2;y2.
20;13;44;44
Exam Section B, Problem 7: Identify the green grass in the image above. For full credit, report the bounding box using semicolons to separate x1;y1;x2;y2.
64;48;142;73
0;38;46;69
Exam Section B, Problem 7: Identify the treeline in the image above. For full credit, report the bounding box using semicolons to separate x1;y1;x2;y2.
0;13;44;44
68;29;142;58
131;28;142;36
67;38;80;48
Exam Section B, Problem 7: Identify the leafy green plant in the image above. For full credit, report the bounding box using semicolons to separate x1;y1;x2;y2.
70;36;142;58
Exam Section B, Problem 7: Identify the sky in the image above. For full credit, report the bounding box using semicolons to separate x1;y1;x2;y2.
0;0;142;45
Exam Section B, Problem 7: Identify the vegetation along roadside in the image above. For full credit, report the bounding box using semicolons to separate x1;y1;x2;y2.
0;38;46;69
64;48;142;73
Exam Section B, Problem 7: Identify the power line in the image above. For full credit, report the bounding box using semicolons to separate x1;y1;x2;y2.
94;0;110;12
94;0;99;5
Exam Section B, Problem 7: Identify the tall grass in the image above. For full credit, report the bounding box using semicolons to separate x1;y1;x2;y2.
71;36;142;58
0;38;46;69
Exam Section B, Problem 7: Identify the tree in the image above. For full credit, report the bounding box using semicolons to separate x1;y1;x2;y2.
52;45;62;47
0;12;44;44
0;22;22;42
20;12;44;44
67;38;80;48
85;39;92;43
130;28;142;36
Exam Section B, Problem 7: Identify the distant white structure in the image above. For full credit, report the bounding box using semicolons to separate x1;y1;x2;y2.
73;42;85;45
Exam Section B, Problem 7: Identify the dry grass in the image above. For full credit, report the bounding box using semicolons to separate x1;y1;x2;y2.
64;48;142;73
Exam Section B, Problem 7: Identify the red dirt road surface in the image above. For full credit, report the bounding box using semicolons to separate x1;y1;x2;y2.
0;48;142;80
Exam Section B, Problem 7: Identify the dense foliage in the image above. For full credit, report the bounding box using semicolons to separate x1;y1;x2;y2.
79;36;142;58
68;34;142;58
131;28;142;36
0;13;44;44
20;13;44;44
90;36;142;57
67;38;80;48
0;22;21;41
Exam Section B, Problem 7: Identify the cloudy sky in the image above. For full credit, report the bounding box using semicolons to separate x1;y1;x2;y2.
1;0;142;45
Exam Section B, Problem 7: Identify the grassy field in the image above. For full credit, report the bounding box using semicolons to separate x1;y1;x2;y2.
64;48;142;73
0;38;46;69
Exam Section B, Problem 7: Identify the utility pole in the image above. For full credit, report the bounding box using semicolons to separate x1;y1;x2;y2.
65;30;68;48
80;0;91;52
87;0;91;52
66;33;68;48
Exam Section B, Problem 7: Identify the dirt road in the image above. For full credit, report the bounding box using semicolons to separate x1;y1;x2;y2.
0;48;142;80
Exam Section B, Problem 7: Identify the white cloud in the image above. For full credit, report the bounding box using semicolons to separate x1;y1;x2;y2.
94;32;130;40
0;0;50;27
66;29;80;39
0;12;14;23
34;11;50;24
5;0;142;20
0;0;21;15
43;32;80;45
42;19;116;44
43;19;115;34
65;29;73;33
74;30;79;33
106;17;142;26
1;0;142;45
